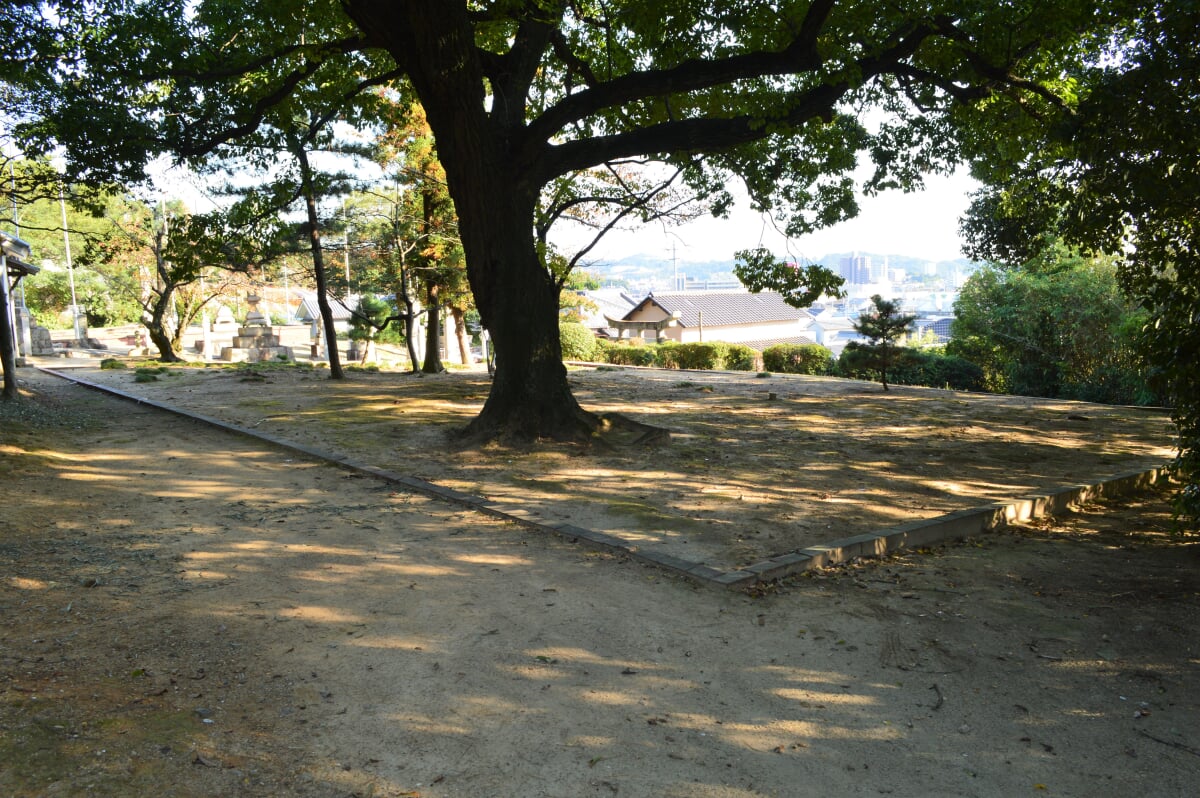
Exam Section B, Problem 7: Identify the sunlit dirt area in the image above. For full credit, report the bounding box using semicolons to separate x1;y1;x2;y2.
57;362;1175;570
2;367;1198;797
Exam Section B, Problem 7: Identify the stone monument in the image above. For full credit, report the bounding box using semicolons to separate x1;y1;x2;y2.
219;293;293;363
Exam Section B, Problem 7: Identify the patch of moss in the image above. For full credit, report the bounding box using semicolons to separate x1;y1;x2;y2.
607;499;673;526
0;703;203;795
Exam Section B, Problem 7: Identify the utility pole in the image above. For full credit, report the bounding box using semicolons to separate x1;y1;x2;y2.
58;181;83;345
343;199;351;299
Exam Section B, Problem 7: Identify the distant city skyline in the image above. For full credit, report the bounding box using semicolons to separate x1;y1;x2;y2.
550;169;980;267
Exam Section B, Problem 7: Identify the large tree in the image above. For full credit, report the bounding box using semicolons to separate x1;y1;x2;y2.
960;2;1199;526
12;0;1142;441
949;247;1150;404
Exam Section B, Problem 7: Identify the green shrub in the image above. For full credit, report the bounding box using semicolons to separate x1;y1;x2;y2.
595;338;657;366
724;343;760;371
614;340;761;371
838;347;985;391
99;358;127;370
896;350;985;391
668;342;725;370
559;321;597;361
762;343;834;375
833;342;878;382
653;341;682;368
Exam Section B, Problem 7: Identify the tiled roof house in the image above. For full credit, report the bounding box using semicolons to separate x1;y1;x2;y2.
575;288;639;335
295;292;362;330
616;291;816;349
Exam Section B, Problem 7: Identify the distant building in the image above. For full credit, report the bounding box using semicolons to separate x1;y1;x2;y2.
914;316;955;344
839;253;872;285
808;315;862;355
681;274;744;292
295;292;361;331
611;290;816;349
574;289;639;337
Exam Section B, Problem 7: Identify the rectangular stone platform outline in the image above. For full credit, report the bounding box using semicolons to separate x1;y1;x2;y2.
38;366;1172;591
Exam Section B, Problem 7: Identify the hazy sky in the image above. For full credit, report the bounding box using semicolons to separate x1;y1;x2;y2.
155;156;979;267
549;169;980;267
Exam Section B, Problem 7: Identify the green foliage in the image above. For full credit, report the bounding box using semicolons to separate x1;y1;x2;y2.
837;346;982;391
595;338;761;371
348;295;393;343
762;343;834;375
133;365;170;382
959;4;1198;527
948;253;1152;405
558;321;596;361
887;350;985;392
723;344;759;372
99;358;127;369
849;295;917;391
659;342;720;370
23;264;142;329
564;269;602;291
654;342;759;372
835;342;894;382
733;248;845;308
594;339;657;367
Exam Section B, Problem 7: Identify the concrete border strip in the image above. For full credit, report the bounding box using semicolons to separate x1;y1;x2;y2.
35;366;1171;591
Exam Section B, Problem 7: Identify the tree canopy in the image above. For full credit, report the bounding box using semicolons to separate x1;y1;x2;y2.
960;1;1199;526
5;0;1173;442
949;247;1151;405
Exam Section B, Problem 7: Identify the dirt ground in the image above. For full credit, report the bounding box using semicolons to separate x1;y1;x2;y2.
2;364;1199;797
48;361;1176;571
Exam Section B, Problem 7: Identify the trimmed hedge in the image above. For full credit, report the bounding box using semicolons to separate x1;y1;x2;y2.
594;338;760;371
724;343;759;371
762;343;834;375
836;346;985;391
656;341;759;371
594;338;658;366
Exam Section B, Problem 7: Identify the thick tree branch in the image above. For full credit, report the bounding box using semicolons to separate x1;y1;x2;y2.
535;79;848;182
161;36;366;82
526;0;836;144
174;59;327;157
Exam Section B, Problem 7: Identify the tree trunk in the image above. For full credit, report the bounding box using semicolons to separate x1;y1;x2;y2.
421;283;444;374
343;0;595;441
0;273;18;400
394;274;421;372
451;306;471;365
296;146;344;379
455;188;596;441
145;289;182;362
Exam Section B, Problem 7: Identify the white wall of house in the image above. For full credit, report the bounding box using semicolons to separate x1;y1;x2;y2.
624;305;810;344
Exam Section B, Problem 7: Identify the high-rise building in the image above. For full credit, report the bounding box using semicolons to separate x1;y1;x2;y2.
839;252;872;284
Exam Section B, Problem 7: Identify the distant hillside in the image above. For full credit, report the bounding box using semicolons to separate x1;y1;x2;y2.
584;251;979;287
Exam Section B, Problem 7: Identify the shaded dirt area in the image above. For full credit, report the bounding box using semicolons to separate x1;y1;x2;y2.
2;368;1199;797
58;361;1175;570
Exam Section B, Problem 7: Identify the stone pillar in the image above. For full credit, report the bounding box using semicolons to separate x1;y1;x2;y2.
14;302;34;359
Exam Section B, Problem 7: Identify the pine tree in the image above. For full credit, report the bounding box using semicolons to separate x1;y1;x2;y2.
848;295;917;392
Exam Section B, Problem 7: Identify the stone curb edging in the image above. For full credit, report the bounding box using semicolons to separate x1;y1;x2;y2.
36;366;1172;591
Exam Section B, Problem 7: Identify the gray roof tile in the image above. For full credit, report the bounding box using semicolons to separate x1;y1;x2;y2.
631;291;812;328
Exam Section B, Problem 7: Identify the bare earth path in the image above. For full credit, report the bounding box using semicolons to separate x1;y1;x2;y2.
51;363;1176;571
2;368;1199;797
